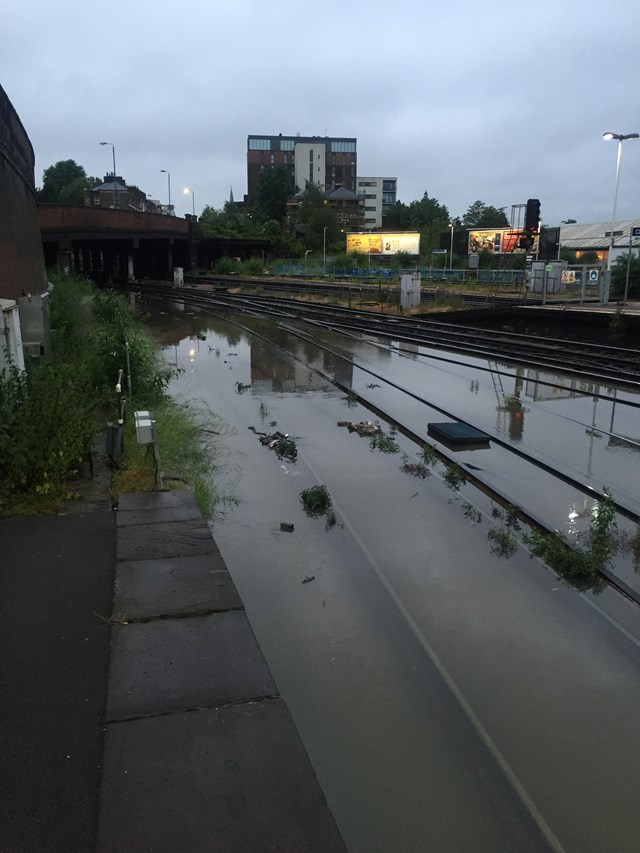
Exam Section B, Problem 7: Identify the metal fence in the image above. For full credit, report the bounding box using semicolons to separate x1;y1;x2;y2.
271;262;524;285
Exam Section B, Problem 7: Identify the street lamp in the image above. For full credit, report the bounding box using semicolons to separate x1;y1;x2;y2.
603;131;639;268
100;141;118;209
449;222;454;273
160;169;171;211
323;226;327;274
183;187;195;217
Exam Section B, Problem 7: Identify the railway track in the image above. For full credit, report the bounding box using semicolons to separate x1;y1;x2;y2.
137;285;640;607
135;282;640;390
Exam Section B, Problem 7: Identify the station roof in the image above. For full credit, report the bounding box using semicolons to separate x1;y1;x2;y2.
558;219;640;248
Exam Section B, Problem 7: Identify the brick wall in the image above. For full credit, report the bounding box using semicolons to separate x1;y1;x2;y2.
0;85;48;302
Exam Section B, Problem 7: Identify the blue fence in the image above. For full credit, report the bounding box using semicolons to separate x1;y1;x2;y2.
271;263;524;285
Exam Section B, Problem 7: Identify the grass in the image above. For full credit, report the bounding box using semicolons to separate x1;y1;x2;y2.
112;398;229;518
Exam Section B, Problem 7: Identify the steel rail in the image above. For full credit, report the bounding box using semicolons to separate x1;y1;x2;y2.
157;291;640;608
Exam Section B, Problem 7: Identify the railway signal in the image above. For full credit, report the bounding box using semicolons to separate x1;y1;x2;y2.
524;199;541;235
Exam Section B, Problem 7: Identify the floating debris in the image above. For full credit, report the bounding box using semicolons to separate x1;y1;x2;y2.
337;420;382;437
280;522;295;533
302;575;316;584
251;428;298;463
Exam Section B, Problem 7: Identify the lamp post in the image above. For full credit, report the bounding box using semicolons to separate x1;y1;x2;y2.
603;131;639;269
183;187;195;217
449;222;454;274
323;226;327;274
100;141;118;209
160;169;171;211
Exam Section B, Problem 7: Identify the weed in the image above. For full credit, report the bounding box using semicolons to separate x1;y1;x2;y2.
443;464;466;492
235;381;251;394
420;444;437;467
487;526;518;558
370;432;400;454
462;502;482;524
274;436;298;464
300;484;332;515
523;490;617;580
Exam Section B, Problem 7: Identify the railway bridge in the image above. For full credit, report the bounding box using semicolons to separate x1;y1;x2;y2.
37;205;270;284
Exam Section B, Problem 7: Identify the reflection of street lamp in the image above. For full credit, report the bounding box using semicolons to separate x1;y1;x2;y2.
449;222;454;272
160;169;171;210
100;141;118;209
603;131;639;268
183;186;196;216
323;226;327;274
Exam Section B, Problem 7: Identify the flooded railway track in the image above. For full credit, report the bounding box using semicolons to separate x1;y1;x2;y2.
135;284;640;609
138;283;640;390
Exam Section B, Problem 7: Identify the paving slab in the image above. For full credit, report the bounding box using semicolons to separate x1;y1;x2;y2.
98;700;347;853
106;611;276;720
116;517;219;562
116;503;204;527
117;490;199;512
113;555;241;621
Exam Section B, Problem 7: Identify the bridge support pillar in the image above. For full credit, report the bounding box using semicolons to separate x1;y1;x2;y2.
127;253;135;282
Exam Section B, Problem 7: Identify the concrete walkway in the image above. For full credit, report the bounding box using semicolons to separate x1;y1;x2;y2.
0;489;345;852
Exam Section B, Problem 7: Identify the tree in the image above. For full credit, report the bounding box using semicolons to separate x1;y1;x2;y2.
37;160;99;205
611;252;640;300
255;165;294;223
462;200;509;229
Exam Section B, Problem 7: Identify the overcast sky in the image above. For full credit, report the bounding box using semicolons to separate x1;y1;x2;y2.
3;0;639;226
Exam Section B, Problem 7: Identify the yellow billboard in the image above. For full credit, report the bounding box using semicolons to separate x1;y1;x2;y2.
346;232;420;255
468;229;539;255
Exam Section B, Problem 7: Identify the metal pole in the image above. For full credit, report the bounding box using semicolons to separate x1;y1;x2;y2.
608;139;622;268
449;224;454;274
161;170;171;209
623;234;633;303
323;227;327;274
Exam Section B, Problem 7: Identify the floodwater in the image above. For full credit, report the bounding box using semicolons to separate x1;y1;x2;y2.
143;297;640;853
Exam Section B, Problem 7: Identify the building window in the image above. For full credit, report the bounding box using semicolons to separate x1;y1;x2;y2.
382;180;396;192
330;140;356;153
365;205;377;211
280;139;294;151
270;153;275;164
249;138;271;150
383;193;396;204
92;195;100;205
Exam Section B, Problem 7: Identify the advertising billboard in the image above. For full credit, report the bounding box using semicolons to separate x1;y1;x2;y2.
468;229;539;255
346;232;420;255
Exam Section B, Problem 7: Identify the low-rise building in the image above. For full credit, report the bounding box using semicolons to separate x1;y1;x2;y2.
84;174;161;213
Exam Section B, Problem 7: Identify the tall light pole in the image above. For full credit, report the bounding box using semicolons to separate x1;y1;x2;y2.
603;131;639;268
449;222;454;273
100;141;118;209
183;187;195;217
323;226;327;274
160;169;171;211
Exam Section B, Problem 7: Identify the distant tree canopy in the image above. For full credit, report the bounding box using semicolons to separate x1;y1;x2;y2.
255;165;295;223
462;200;509;229
37;160;100;206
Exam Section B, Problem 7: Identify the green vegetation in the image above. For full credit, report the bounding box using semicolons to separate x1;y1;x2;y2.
443;463;467;492
300;484;333;516
370;431;400;454
523;490;617;579
0;273;219;516
610;253;640;300
37;159;100;206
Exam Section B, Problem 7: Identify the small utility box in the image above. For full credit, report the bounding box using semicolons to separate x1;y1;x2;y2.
134;410;156;445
